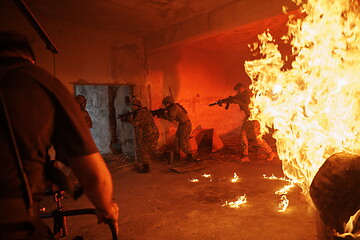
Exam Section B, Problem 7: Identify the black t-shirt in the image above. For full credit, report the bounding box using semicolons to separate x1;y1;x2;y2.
0;58;98;200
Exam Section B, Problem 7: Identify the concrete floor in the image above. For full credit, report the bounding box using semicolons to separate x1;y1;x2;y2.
41;141;319;240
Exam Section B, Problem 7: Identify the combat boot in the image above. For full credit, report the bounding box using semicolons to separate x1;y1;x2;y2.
138;164;150;173
240;156;250;163
186;153;200;162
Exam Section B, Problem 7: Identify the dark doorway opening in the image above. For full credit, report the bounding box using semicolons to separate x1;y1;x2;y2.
74;84;135;159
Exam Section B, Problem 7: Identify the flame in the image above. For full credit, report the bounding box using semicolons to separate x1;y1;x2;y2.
334;209;360;238
189;178;199;182
278;195;290;212
275;183;295;196
263;174;296;183
245;0;360;234
275;183;295;212
222;194;247;208
263;174;296;212
202;173;211;178
231;173;240;182
245;0;360;194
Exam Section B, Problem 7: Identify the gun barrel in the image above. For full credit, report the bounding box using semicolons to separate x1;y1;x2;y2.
150;110;160;116
117;111;134;118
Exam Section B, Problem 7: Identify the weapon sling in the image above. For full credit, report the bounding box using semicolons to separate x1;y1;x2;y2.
0;64;34;218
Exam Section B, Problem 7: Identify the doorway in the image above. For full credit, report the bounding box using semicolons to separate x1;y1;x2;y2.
74;84;135;158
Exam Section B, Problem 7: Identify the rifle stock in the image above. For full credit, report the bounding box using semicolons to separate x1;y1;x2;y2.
209;95;238;109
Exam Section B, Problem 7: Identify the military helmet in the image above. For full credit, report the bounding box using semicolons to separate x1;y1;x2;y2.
75;95;86;105
131;97;142;106
234;82;245;91
162;96;174;105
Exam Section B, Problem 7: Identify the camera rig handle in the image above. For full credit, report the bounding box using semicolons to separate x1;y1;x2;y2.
40;191;118;240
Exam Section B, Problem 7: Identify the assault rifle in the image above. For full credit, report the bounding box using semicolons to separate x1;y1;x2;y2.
117;111;135;119
209;95;238;110
150;108;167;118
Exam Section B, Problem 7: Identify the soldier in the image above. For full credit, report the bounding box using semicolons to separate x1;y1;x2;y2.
160;96;195;161
121;98;159;173
75;95;93;129
231;83;276;162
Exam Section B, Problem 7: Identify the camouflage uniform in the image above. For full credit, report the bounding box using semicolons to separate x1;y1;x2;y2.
81;109;93;129
241;119;273;156
231;87;273;158
163;103;192;156
75;95;93;129
132;107;159;164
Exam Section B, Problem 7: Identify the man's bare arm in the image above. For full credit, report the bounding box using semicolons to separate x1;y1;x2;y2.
67;152;119;232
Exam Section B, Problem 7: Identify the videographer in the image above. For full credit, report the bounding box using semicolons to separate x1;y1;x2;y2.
0;31;119;239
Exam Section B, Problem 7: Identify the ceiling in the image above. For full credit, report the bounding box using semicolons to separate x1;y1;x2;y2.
187;9;300;54
5;0;300;52
24;0;238;37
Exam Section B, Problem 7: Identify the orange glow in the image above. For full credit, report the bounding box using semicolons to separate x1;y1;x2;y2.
245;0;360;233
245;0;360;192
148;47;246;141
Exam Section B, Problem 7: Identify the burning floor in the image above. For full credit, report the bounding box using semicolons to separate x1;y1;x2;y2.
40;138;319;240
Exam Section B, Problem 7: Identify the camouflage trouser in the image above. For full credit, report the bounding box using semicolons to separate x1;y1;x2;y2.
174;120;192;155
241;120;272;156
135;129;159;164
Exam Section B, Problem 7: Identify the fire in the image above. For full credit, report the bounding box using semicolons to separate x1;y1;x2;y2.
245;0;360;234
334;209;360;238
275;183;295;196
222;194;247;208
244;0;360;194
189;178;199;182
263;174;296;212
231;173;240;182
278;195;289;212
263;174;295;183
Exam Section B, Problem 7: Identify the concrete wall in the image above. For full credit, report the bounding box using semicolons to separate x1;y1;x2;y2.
0;1;146;154
0;0;294;152
147;45;252;145
144;0;298;146
0;1;145;90
146;23;294;145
